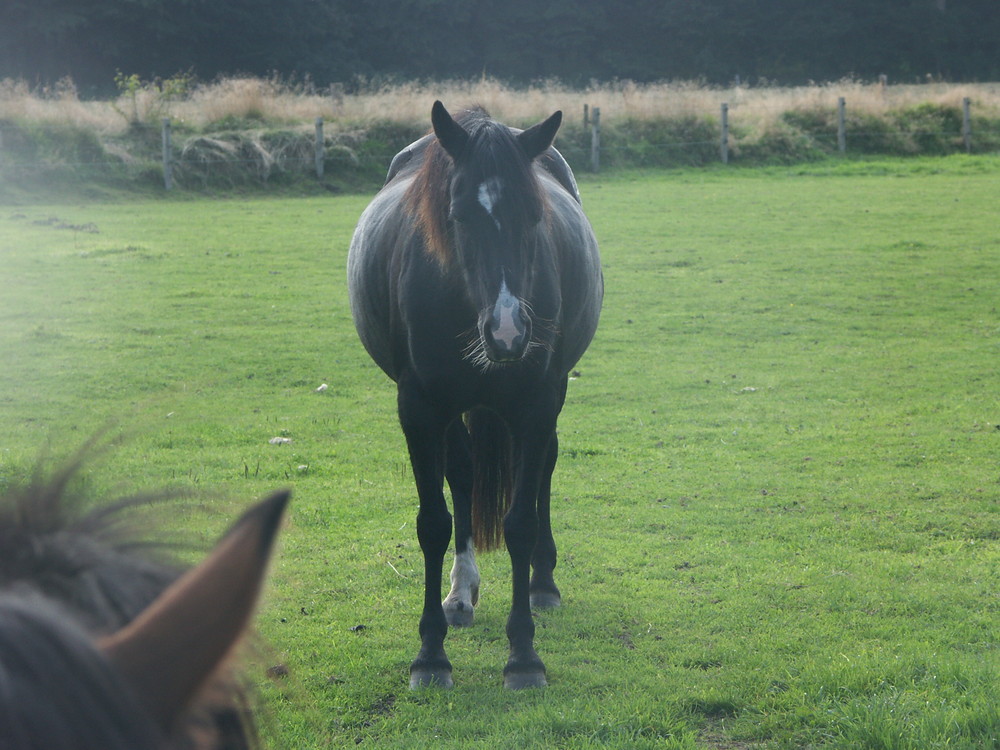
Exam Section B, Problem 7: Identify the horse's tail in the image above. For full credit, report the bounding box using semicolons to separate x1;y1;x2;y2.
466;407;512;552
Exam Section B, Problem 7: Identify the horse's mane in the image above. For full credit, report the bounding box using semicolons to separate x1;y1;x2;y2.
0;594;162;749
0;459;181;633
404;132;454;266
0;452;258;749
404;106;546;267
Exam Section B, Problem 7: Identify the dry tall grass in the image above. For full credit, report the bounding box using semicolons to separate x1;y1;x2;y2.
5;75;1000;134
4;75;999;192
0;78;121;133
339;77;1000;129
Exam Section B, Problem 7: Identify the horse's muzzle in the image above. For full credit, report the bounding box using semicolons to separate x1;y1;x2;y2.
480;284;532;362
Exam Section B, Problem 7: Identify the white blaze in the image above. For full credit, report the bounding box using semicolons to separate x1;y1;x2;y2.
477;178;503;231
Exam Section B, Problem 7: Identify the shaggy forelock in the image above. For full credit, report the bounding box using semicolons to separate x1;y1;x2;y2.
405;106;546;265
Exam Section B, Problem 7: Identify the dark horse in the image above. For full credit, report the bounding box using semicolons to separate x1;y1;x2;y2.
0;453;288;748
348;102;602;689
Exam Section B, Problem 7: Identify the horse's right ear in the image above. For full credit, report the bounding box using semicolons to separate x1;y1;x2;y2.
431;100;470;160
100;490;290;732
517;110;562;161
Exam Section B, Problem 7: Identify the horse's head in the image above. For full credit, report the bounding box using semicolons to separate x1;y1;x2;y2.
0;455;289;750
431;101;562;365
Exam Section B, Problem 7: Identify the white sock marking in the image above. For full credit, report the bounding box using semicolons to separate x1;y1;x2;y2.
445;547;480;609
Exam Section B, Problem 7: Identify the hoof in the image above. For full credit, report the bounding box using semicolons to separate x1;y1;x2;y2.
409;669;454;689
503;669;547;690
529;590;562;610
443;578;479;628
443;598;475;628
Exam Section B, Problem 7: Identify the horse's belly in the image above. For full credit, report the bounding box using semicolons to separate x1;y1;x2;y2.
348;229;396;379
347;181;417;379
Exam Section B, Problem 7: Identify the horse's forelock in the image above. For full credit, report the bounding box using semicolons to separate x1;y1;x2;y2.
471;121;549;236
406;111;546;266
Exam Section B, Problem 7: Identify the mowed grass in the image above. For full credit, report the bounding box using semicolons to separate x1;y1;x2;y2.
1;156;998;748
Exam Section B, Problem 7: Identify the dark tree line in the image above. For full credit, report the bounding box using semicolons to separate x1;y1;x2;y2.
2;0;998;95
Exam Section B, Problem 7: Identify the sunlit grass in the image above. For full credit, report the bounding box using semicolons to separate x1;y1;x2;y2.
1;158;998;747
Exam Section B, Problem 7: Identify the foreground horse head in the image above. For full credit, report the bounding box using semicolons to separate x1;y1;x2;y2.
0;460;289;748
349;102;602;689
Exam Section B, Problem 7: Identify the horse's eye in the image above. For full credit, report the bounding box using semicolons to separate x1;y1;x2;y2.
449;197;478;224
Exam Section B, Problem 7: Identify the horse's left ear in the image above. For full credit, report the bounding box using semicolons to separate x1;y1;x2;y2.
100;490;290;732
517;110;563;161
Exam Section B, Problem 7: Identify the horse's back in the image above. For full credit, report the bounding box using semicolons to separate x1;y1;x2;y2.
537;147;582;205
384;134;434;186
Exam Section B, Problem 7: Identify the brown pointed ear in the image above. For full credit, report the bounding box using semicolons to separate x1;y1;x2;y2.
100;490;290;731
517;110;562;161
431;100;470;160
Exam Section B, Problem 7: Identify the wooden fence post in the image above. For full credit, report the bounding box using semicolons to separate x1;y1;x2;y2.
583;103;589;128
837;97;846;155
161;118;173;191
590;106;601;172
315;117;325;178
720;103;729;164
962;97;972;153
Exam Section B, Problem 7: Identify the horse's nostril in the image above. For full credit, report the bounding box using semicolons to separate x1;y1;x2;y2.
483;311;530;362
482;279;532;362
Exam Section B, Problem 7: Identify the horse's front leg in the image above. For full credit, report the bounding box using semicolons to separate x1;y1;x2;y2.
503;405;558;689
398;376;454;688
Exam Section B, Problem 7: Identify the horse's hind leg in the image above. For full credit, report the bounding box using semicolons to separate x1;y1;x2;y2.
531;378;566;610
530;430;562;610
503;410;558;690
443;419;480;627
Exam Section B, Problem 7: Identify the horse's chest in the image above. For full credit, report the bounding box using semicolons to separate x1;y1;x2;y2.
400;285;473;343
413;362;545;414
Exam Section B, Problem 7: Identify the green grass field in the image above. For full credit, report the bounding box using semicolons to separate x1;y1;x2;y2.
1;157;998;748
